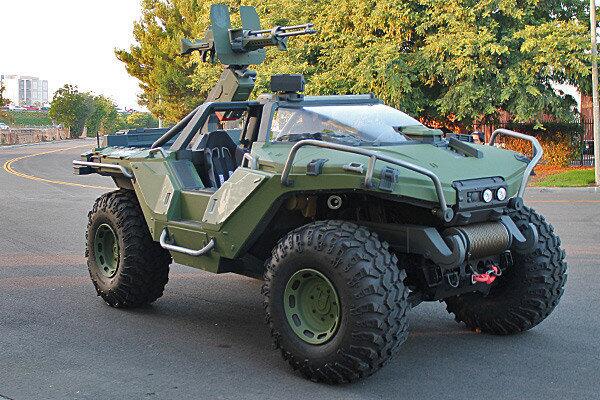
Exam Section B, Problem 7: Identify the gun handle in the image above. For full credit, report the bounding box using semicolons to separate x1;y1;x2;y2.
180;38;195;55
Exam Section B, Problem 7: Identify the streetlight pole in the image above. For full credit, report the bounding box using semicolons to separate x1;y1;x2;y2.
590;0;600;184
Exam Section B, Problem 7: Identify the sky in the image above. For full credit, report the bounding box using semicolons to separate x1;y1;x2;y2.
0;0;143;109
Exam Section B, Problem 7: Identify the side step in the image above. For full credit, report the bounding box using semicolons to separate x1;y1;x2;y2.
159;227;215;256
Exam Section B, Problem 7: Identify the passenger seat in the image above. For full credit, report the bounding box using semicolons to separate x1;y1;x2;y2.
201;130;238;188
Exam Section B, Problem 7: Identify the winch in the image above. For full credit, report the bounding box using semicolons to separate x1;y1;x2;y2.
444;221;512;260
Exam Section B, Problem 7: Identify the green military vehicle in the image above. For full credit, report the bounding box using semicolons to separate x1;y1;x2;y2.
74;4;567;383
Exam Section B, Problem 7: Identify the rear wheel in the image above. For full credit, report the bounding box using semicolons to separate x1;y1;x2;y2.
445;206;567;334
263;220;409;383
86;189;172;308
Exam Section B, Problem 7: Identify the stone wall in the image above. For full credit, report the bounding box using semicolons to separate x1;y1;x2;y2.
0;127;70;145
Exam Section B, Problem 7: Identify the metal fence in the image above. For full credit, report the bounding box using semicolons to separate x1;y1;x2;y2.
579;118;595;166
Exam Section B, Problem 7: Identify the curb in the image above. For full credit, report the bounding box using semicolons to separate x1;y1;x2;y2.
0;138;93;151
527;186;600;193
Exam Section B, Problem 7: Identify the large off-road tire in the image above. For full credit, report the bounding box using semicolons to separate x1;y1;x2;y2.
445;206;567;335
86;189;172;308
262;220;410;383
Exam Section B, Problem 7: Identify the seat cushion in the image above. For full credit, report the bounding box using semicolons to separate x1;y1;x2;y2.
199;130;238;188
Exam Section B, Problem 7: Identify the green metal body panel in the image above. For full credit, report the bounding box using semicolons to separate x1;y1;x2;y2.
85;136;527;273
251;141;526;206
201;169;268;225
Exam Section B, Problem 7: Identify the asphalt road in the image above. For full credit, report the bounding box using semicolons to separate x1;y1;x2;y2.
1;139;599;400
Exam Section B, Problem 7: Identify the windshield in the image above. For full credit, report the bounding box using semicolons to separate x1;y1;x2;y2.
270;104;422;145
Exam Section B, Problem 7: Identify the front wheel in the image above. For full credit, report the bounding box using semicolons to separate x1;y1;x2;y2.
262;220;410;383
86;189;172;308
445;206;567;334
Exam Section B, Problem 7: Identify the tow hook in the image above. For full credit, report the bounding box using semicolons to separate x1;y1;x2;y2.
471;265;501;285
445;271;460;288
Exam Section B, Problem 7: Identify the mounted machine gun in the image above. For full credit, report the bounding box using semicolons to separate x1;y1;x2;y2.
180;4;316;103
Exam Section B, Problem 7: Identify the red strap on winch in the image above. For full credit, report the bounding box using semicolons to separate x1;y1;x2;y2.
472;265;500;285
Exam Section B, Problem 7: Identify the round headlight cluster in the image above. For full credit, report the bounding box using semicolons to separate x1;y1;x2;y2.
482;189;494;203
496;187;507;201
481;187;507;203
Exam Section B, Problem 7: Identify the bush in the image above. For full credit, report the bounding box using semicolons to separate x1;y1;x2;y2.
494;123;580;167
114;112;158;132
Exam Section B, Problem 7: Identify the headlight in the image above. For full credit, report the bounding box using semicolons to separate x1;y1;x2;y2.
496;187;507;201
482;189;493;203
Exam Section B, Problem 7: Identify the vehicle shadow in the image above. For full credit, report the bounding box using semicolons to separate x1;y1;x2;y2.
109;270;569;399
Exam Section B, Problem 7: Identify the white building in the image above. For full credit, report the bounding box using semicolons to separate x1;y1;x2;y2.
0;74;49;106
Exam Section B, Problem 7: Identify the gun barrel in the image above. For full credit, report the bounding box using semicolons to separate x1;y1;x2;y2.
248;23;315;36
281;23;315;30
277;29;317;38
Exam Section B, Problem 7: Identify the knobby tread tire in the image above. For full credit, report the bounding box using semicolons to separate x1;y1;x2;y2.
262;220;410;384
86;189;172;307
445;206;567;335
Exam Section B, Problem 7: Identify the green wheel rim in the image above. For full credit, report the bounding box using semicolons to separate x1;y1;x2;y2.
94;223;120;278
284;269;341;345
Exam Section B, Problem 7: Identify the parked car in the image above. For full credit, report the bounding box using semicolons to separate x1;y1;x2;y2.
0;123;9;130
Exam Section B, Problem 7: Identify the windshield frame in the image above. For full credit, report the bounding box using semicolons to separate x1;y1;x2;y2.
263;100;422;147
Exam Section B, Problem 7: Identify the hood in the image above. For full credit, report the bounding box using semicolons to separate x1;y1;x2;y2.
255;141;528;206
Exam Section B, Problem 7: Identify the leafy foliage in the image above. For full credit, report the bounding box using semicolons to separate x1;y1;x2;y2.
495;122;582;167
5;83;157;134
50;85;122;137
115;112;159;131
502;134;576;167
115;0;207;124
0;83;14;124
117;0;591;127
86;96;119;136
49;85;87;137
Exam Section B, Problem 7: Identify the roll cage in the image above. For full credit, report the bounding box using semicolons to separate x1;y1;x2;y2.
151;94;384;153
125;95;541;222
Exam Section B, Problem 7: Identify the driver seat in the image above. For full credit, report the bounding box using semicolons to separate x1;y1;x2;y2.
197;130;238;188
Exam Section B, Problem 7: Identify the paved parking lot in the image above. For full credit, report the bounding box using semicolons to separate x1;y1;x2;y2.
1;140;599;400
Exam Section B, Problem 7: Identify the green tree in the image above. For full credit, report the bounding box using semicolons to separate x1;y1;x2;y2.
86;95;119;136
49;85;120;137
115;0;207;124
117;0;591;127
49;85;87;137
115;112;159;131
411;0;590;126
0;83;14;124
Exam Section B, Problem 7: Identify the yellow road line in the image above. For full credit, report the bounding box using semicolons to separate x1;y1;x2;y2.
2;144;113;190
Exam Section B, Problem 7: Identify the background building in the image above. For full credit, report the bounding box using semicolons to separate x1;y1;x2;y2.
0;74;49;106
